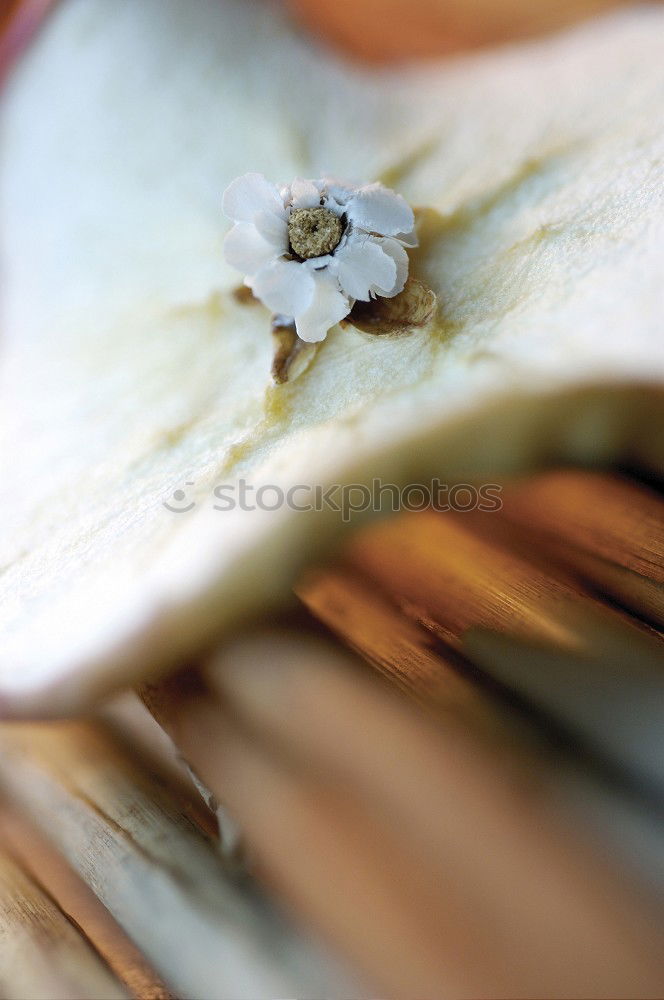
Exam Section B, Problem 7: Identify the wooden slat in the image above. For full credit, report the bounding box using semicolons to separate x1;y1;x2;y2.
99;691;220;841
0;802;172;999
108;691;245;862
0;838;128;1000
499;470;664;627
294;558;664;887
297;567;475;708
0;720;358;999
330;507;664;793
504;470;664;582
344;508;663;659
296;564;531;744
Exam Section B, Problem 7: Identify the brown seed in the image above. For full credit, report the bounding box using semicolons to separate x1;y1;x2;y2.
270;316;318;384
232;284;258;305
344;277;437;335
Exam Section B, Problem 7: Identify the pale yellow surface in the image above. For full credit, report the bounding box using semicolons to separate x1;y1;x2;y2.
1;0;663;712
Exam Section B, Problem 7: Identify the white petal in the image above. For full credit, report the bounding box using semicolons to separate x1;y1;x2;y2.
395;229;418;248
222;172;286;223
290;177;322;209
223;223;278;275
253;210;288;252
347;183;415;236
322;178;355;203
335;237;397;302
295;274;350;343
375;237;410;296
250;259;315;316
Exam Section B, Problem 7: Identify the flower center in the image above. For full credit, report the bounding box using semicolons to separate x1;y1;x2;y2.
288;207;343;259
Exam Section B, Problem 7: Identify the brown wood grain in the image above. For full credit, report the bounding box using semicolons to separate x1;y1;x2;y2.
0;802;172;1000
499;470;664;627
0;719;356;999
507;471;664;581
342;506;664;665
0;838;128;999
295;564;531;746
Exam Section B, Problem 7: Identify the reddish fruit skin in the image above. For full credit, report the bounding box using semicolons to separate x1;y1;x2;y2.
286;0;622;63
0;0;58;89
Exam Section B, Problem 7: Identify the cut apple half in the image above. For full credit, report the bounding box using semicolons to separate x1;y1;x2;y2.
1;0;663;714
